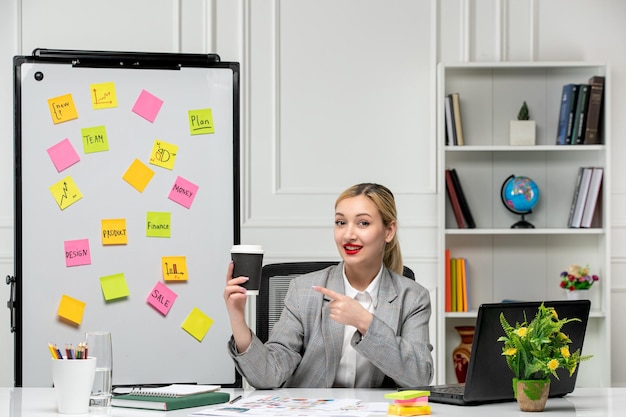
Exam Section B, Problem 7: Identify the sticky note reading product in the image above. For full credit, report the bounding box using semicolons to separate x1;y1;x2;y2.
162;256;188;281
90;82;118;109
149;140;178;170
122;159;155;192
48;93;79;124
49;176;83;210
57;294;86;325
100;273;130;301
147;281;177;316
81;125;109;153
101;218;128;245
64;239;91;267
168;176;199;209
146;212;171;238
47;138;80;172
132;89;164;123
188;108;215;135
181;307;213;342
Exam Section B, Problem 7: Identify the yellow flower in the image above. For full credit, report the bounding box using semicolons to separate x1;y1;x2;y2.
561;347;570;358
503;348;517;356
514;327;528;337
551;309;558;320
548;359;559;371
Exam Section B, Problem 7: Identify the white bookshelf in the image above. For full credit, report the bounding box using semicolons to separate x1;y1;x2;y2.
436;62;611;387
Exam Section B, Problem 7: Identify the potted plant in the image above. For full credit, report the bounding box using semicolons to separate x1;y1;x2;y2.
510;101;536;145
498;303;592;412
560;264;599;300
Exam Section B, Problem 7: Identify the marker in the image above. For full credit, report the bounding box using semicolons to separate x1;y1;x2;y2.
229;395;242;404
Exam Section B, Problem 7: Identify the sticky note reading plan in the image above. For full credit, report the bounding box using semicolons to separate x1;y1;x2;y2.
188;108;215;135
181;308;213;342
101;218;127;245
147;281;177;316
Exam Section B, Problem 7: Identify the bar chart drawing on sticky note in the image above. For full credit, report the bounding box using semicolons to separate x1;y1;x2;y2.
162;256;187;281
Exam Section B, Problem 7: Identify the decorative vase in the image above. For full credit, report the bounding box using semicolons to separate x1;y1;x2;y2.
452;326;475;383
509;120;536;145
513;378;550;412
566;289;590;300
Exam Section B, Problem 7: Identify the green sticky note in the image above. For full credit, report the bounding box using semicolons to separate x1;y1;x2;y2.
188;108;215;135
384;390;430;400
100;273;130;301
81;125;109;153
146;212;171;238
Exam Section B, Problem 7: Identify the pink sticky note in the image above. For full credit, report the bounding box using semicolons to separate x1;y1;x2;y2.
168;176;199;209
147;281;177;316
132;89;164;123
47;138;80;172
64;239;91;267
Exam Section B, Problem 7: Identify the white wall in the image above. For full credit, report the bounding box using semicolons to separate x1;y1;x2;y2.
1;0;625;386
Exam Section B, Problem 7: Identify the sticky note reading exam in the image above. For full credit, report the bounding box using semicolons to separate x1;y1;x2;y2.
81;125;109;153
49;176;83;210
57;294;86;325
188;108;215;135
149;140;178;170
147;281;177;316
101;218;127;245
64;239;91;267
181;307;213;342
132;89;163;123
146;212;171;238
122;159;155;192
48;93;79;124
162;256;187;281
47;138;80;172
100;273;130;301
168;176;199;209
90;82;118;109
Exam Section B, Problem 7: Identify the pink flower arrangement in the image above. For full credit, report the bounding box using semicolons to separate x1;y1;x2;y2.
560;264;599;291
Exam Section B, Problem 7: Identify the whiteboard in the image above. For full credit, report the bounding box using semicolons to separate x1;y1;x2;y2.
13;51;240;387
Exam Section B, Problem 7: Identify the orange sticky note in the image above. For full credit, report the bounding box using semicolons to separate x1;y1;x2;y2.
90;82;118;109
388;404;431;416
100;273;130;301
122;159;155;192
101;218;128;245
57;294;86;325
162;256;188;281
48;93;79;124
181;308;213;342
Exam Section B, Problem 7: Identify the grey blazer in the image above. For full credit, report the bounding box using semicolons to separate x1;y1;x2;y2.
227;262;434;388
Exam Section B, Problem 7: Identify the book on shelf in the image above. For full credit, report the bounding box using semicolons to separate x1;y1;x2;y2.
568;167;593;228
583;75;605;144
571;84;590;144
444;94;457;146
445;249;452;312
447;256;469;312
450;257;457;312
451;92;464;146
581;167;604;228
567;167;584;227
449;168;476;228
556;83;579;145
111;389;229;411
455;258;464;312
445;169;465;228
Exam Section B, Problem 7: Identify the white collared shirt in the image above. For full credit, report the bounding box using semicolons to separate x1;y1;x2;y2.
333;265;382;388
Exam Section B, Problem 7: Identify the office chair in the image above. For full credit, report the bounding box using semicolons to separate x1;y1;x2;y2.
255;261;415;342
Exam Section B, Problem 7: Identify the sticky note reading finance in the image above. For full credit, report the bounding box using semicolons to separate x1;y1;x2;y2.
122;159;155;192
48;93;79;124
90;82;118;110
149;140;178;170
181;307;213;342
188;108;215;135
101;218;127;245
100;273;130;301
132;89;163;123
64;239;91;267
168;176;199;209
47;138;80;172
81;125;109;153
162;256;187;281
146;212;171;238
147;281;177;316
57;294;86;325
49;176;83;210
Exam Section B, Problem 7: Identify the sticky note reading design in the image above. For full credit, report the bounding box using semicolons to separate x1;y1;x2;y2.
168;176;199;209
132;89;164;123
57;294;86;325
162;256;187;281
149;140;178;170
100;273;130;301
146;212;171;238
90;82;118;110
48;93;79;124
147;281;177;316
47;138;80;172
181;307;213;342
101;218;127;245
64;239;91;267
122;159;155;192
188;108;215;135
49;176;83;210
81;125;109;153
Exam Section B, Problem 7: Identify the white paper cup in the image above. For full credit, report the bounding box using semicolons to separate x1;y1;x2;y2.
51;357;96;414
230;244;264;295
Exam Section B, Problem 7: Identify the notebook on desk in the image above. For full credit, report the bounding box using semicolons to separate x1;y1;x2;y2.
418;300;591;406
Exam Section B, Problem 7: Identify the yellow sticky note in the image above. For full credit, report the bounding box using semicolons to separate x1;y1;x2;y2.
100;273;130;301
387;404;431;416
162;256;188;281
48;93;79;124
49;176;83;210
81;125;109;153
385;390;431;400
149;140;178;170
101;218;128;245
181;308;213;342
123;159;155;192
188;108;215;135
90;82;118;109
57;294;86;325
146;212;171;238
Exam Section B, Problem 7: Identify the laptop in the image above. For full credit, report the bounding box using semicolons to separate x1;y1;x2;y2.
420;300;591;406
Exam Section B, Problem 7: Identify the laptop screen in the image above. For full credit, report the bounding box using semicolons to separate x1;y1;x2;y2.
463;300;591;403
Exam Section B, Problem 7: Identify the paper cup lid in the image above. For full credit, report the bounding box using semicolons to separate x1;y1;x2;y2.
230;244;264;254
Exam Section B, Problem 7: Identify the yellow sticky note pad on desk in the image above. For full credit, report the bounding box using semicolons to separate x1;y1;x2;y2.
181;308;213;342
385;390;430;400
57;294;86;325
388;404;431;416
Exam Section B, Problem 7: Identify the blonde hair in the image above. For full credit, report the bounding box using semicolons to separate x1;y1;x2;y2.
335;183;403;275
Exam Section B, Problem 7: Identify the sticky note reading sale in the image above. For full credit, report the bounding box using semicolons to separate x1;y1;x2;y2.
48;93;79;124
147;281;177;316
57;294;86;325
168;176;199;209
101;218;127;245
47;138;80;172
122;159;155;192
100;273;130;301
181;307;213;342
64;239;91;267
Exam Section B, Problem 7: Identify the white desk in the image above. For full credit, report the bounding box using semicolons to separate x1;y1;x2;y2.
1;387;624;416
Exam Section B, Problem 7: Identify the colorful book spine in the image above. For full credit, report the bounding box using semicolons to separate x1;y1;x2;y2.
445;249;451;312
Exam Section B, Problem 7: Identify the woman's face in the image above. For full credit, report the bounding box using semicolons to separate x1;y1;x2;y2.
334;195;396;270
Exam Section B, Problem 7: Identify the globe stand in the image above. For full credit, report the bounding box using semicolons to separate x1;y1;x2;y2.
501;175;539;229
511;212;535;229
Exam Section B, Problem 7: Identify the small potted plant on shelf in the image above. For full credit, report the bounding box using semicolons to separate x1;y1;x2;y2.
498;303;592;412
560;264;599;300
510;101;536;146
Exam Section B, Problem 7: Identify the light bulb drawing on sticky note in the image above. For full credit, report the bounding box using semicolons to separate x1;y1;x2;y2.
147;281;177;316
49;176;83;210
149;140;178;170
90;82;118;109
48;93;79;124
162;256;187;281
181;307;213;342
57;294;86;325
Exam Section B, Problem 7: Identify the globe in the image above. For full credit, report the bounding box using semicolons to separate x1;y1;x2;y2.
500;175;540;228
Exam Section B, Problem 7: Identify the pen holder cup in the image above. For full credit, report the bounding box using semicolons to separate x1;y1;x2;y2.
51;357;97;414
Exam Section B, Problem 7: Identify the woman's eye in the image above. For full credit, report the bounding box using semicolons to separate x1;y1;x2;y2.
358;221;370;227
335;220;345;226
